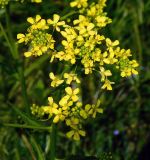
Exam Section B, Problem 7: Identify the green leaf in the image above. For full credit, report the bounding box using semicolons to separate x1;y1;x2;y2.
30;135;45;160
2;123;51;131
12;105;43;127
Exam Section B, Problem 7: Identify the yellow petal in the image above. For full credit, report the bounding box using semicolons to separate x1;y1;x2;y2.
62;40;68;46
59;97;68;106
49;72;55;80
53;115;59;123
53;14;60;23
79;130;86;136
132;69;138;75
70;1;77;7
113;40;119;46
35;15;41;22
105;70;112;76
72;95;79;102
80;110;87;119
74;88;79;94
41;46;47;52
73;132;80;141
27;17;34;24
97;108;103;113
87;23;94;31
64;73;69;78
66;130;74;138
85;104;91;111
17;33;25;39
106;38;111;46
47;19;53;24
65;87;72;95
48;97;53;105
18;38;25;43
24;52;32;57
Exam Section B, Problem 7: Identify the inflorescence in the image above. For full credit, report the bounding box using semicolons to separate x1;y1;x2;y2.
0;0;42;8
17;0;139;140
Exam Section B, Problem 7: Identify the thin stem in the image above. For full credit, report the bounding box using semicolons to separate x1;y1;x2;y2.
21;134;36;160
50;124;57;160
3;123;52;130
0;23;14;56
5;6;19;59
18;63;30;113
4;6;30;113
61;11;78;20
30;136;45;160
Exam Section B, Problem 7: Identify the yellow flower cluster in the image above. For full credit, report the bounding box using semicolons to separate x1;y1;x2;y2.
70;0;88;8
18;0;139;140
0;0;42;8
0;0;9;8
31;71;103;140
17;15;55;57
31;0;42;3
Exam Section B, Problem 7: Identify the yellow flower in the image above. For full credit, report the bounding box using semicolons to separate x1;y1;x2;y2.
103;49;118;64
101;79;114;90
84;102;103;118
41;97;58;115
70;0;88;8
59;96;73;110
100;67;112;81
17;33;26;43
47;14;65;32
64;73;80;84
106;38;119;48
78;23;95;37
61;27;77;42
96;16;111;27
52;108;66;123
66;117;79;127
65;87;80;102
24;51;32;57
49;72;64;87
66;128;86;140
27;15;48;30
82;57;94;74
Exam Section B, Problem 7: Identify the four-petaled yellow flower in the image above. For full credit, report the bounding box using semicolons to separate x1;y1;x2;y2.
101;79;114;90
100;67;112;81
66;127;86;141
49;72;64;87
47;14;65;32
52;107;66;123
27;15;49;30
41;97;58;116
17;33;26;43
64;73;80;84
65;87;79;102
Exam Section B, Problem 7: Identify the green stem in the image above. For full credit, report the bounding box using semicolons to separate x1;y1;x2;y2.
5;5;19;60
3;123;52;130
50;124;57;160
30;136;45;160
61;11;78;20
3;6;30;113
21;134;36;160
18;62;30;113
0;23;14;56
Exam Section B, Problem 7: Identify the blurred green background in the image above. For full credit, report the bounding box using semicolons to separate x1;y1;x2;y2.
0;0;150;159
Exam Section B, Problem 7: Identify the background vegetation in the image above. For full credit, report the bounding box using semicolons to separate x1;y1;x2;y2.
0;0;150;159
